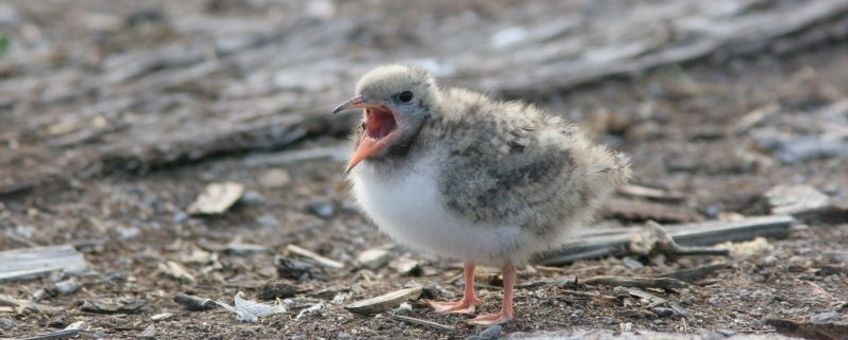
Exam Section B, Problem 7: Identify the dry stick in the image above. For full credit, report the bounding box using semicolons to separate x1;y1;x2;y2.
475;277;578;291
20;329;85;340
653;263;731;282
173;293;217;311
388;314;455;332
581;276;689;289
538;215;793;266
632;221;731;258
560;289;615;300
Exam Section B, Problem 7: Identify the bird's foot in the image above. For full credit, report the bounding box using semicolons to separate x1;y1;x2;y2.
467;311;513;326
425;297;482;315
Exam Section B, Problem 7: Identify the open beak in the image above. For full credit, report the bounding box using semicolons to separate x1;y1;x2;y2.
332;95;400;175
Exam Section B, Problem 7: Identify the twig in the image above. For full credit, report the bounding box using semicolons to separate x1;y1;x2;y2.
560;289;615;300
538;215;792;266
653;263;731;282
286;244;344;269
389;314;454;332
474;277;578;290
20;329;84;340
617;184;685;203
174;292;217;311
630;221;730;258
582;276;689;289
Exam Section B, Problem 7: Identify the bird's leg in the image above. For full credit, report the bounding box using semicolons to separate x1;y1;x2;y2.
468;263;515;325
426;262;482;314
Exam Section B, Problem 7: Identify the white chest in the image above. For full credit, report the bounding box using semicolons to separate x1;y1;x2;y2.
349;154;525;264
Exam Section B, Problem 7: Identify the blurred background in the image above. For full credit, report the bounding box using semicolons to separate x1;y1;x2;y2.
1;0;847;338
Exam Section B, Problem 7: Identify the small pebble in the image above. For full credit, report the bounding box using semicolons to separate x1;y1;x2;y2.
357;248;390;270
622;256;644;270
260;169;291;188
811;311;839;323
150;312;174;321
652;306;684;319
138;324;156;340
468;325;502;340
173;211;189;223
242;190;266;204
0;317;14;330
53;279;80;295
395;302;413;313
307;202;335;218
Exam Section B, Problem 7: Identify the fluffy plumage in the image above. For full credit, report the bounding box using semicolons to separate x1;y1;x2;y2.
348;67;630;266
339;64;630;324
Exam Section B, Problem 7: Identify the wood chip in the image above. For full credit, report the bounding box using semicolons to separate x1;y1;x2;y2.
150;312;173;321
276;256;328;281
765;184;848;224
138;324;156;340
80;298;147;314
733;103;779;134
582;276;689;289
159;261;196;283
389;258;422;276
345;287;423;315
0;245;89;283
389;313;454;332
188;182;245;215
286;244;344;269
357;248;390;270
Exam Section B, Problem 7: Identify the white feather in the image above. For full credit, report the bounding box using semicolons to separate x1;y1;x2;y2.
350;152;531;265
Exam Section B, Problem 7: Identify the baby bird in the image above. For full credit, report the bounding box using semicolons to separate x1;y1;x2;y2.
333;65;630;325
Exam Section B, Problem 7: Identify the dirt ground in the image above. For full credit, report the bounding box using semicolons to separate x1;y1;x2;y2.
1;1;848;339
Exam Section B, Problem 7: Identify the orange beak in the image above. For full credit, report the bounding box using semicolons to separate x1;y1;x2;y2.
332;95;400;174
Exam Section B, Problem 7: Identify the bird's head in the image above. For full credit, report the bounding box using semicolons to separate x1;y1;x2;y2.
333;65;441;173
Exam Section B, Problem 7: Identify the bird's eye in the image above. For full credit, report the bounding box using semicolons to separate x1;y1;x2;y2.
398;91;413;103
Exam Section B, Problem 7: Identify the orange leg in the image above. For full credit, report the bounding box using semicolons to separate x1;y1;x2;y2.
426;262;482;314
468;263;515;325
